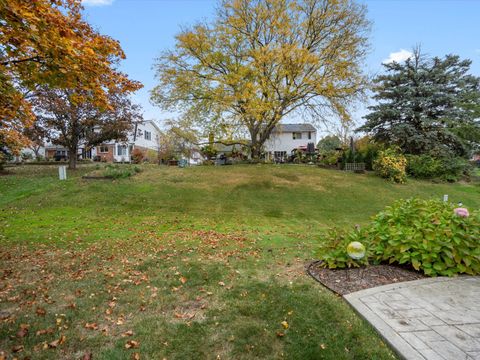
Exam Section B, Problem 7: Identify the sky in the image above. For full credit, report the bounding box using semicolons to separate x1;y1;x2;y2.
81;0;480;131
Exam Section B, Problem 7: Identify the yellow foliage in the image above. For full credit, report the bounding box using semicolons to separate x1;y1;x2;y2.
373;148;407;184
151;0;370;158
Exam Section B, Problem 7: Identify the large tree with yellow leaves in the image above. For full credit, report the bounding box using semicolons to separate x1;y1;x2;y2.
152;0;370;159
0;0;142;167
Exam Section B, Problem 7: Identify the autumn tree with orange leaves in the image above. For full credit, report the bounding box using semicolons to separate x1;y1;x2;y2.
152;0;370;159
0;0;142;168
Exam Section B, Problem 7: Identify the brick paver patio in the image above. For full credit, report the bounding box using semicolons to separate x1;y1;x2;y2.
345;277;480;360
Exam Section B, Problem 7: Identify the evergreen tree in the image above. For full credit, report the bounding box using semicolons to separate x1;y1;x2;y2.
359;49;480;157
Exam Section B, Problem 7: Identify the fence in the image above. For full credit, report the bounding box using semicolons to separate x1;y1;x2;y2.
344;162;366;171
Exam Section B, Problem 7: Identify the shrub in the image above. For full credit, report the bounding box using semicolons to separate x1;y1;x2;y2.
317;198;480;276
438;156;472;182
406;154;441;178
103;164;142;179
373;148;407;183
317;227;370;269
145;149;158;164
21;152;34;161
407;154;471;181
318;150;340;167
131;148;144;164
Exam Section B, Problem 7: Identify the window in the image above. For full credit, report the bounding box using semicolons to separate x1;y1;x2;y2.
137;129;143;138
99;145;109;153
117;145;127;156
292;132;302;140
308;132;312;140
144;131;152;141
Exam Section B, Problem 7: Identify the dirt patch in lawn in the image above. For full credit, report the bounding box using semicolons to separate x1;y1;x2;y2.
307;261;426;295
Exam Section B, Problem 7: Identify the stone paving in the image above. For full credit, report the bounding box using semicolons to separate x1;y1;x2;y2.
344;277;480;360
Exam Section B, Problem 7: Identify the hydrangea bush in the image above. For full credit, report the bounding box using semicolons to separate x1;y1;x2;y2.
317;198;480;276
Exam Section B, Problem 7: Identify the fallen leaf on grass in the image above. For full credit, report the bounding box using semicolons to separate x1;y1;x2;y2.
121;330;134;337
125;340;140;349
276;332;285;337
36;307;46;316
85;323;99;330
82;352;93;360
179;276;187;284
12;345;24;353
132;352;140;360
174;312;195;320
48;335;66;348
16;324;29;338
36;328;54;336
281;321;289;329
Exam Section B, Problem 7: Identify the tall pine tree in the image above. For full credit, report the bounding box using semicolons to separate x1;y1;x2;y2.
359;49;480;157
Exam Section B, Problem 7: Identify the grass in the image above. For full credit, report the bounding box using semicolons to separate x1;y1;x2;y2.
0;164;479;359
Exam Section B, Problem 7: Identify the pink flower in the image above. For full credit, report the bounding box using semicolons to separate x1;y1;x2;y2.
454;208;470;218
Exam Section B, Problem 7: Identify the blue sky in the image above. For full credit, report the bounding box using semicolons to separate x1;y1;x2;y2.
82;0;480;129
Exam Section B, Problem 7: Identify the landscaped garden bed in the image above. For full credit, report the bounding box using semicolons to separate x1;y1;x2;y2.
307;262;425;295
313;197;479;296
82;164;142;179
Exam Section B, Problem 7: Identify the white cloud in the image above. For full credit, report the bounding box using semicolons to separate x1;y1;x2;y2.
82;0;114;6
383;49;413;64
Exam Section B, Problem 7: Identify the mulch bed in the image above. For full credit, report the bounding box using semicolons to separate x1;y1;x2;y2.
307;261;426;295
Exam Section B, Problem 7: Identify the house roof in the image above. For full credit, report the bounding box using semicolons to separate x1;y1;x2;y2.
140;119;162;133
272;123;316;133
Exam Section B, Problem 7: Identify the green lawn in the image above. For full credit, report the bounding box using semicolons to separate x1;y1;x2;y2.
1;164;479;359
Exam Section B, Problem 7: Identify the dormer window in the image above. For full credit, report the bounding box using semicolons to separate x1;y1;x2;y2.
144;131;151;141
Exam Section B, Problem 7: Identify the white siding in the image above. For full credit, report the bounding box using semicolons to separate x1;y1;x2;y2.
131;121;160;151
264;130;317;153
102;120;161;162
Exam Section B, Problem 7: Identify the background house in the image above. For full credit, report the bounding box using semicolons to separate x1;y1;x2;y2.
264;123;317;161
22;120;162;163
95;120;161;162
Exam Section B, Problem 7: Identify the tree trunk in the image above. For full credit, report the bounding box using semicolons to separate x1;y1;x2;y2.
33;147;40;159
68;145;78;170
250;143;262;162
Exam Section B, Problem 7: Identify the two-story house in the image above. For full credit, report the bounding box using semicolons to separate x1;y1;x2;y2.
94;120;162;162
264;123;317;161
35;120;162;162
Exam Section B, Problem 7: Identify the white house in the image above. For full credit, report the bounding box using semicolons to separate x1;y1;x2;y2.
264;123;317;161
29;120;162;162
94;120;162;162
